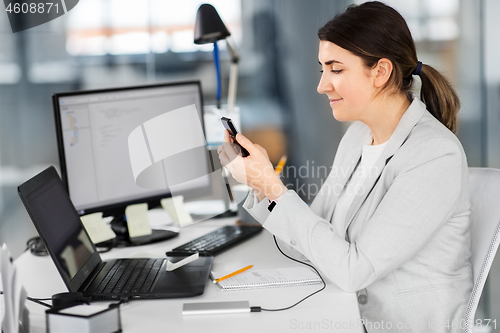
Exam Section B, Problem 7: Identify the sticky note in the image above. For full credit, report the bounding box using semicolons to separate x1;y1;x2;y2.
125;203;152;238
148;208;173;227
80;212;116;244
161;196;193;227
203;110;241;144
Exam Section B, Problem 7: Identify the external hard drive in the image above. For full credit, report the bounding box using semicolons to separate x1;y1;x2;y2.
182;301;250;315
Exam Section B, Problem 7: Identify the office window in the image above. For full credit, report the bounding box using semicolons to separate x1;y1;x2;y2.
66;0;242;56
358;0;459;42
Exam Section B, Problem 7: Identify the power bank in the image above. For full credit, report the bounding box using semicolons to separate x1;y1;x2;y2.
182;301;250;315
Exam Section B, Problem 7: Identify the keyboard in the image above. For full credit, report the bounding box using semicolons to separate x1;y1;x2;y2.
166;225;263;257
95;258;164;294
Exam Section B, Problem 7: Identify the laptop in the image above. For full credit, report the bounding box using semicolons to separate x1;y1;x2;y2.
18;166;213;301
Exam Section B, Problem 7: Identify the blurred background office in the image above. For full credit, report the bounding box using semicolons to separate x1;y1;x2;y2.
0;0;498;327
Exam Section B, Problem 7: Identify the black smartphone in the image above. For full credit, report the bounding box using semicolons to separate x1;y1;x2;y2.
221;117;249;157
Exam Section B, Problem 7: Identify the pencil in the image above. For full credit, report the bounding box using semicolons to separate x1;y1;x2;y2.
275;155;287;177
213;265;253;283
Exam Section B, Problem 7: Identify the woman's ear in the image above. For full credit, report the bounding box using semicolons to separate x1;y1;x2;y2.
373;58;393;88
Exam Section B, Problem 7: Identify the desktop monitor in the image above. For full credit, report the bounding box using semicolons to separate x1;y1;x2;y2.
52;81;212;220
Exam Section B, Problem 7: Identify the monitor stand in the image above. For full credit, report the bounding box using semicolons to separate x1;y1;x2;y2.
211;179;237;218
96;214;178;248
213;210;237;218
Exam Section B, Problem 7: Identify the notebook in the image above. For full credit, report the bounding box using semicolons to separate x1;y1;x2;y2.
212;267;321;291
18;166;214;301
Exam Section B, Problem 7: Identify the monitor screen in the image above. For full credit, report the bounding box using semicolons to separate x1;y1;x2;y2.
53;81;212;217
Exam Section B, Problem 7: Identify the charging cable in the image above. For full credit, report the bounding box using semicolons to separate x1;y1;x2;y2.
0;290;52;308
250;235;326;312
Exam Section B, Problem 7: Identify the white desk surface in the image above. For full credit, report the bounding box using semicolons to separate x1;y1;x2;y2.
10;218;363;332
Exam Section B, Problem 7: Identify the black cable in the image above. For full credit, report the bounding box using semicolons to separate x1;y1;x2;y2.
1;290;52;308
29;296;52;301
27;235;115;256
117;296;130;305
26;236;49;256
252;235;326;312
2;290;127;309
27;296;52;308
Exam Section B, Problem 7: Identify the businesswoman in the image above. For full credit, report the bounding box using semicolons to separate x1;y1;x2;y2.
218;2;472;332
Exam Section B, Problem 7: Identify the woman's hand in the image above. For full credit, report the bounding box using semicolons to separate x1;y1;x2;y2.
217;130;287;202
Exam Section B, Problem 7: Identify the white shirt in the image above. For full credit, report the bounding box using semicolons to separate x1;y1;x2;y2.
331;138;388;239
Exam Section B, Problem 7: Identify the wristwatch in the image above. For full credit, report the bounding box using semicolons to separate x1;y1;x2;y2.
268;199;278;212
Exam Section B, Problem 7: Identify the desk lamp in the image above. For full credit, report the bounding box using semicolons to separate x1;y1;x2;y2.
195;4;240;217
194;3;239;113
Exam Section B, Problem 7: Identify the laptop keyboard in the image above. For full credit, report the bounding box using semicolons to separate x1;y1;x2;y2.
95;259;164;294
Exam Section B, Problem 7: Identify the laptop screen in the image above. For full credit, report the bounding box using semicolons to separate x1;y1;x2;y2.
23;170;95;282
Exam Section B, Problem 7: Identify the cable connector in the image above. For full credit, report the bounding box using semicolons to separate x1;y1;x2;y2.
118;296;130;305
250;306;261;312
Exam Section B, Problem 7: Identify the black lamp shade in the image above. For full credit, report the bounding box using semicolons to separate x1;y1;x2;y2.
194;4;231;44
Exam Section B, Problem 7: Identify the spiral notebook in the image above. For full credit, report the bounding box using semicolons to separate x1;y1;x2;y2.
212;267;321;291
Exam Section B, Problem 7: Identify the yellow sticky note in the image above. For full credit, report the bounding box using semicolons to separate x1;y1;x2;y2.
80;212;116;244
125;203;152;238
161;196;193;227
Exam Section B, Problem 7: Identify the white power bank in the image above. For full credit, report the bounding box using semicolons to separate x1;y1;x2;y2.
182;301;250;315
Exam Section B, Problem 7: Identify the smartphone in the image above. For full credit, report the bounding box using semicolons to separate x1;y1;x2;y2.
220;117;249;157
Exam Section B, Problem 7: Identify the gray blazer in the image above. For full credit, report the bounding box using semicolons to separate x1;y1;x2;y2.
244;98;473;332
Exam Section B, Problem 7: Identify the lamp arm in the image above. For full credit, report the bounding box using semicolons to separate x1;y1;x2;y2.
226;39;239;64
226;39;239;113
227;63;238;113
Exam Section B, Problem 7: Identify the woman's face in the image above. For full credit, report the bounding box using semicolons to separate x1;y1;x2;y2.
317;41;376;122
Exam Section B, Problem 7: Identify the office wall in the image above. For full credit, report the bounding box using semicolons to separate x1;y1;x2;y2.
485;0;500;168
482;0;500;323
457;0;483;167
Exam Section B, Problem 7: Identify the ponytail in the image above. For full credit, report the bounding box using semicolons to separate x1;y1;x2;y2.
418;64;460;133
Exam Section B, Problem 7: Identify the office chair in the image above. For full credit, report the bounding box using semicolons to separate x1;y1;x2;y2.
464;168;500;333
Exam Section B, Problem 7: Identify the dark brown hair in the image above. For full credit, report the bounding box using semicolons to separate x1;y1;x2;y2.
318;1;460;132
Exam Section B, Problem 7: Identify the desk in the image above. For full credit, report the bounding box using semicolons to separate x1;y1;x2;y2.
12;218;363;332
